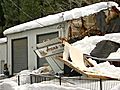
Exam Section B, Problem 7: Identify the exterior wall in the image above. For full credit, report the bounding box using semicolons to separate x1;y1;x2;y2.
0;43;7;74
6;22;68;75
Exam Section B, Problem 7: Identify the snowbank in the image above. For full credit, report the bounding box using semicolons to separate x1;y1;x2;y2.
88;61;120;79
14;83;89;90
3;1;118;35
0;69;90;90
0;65;120;90
72;35;105;54
111;83;120;90
108;48;120;59
0;81;17;90
0;66;53;85
62;33;120;79
0;80;90;90
72;33;120;55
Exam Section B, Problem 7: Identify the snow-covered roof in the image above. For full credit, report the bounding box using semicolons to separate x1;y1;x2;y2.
3;1;119;35
0;37;7;44
117;7;120;11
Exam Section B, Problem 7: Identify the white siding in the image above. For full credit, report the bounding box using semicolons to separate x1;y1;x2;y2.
0;43;7;74
6;23;66;75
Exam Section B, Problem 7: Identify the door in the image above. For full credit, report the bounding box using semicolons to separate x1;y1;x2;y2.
37;32;58;68
12;37;28;73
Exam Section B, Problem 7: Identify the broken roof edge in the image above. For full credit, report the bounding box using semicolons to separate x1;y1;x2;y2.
3;1;119;36
0;37;7;44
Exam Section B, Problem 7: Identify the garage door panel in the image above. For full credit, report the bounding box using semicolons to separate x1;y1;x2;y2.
12;38;28;73
37;32;58;68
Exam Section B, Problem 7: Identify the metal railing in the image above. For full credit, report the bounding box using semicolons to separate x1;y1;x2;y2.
17;74;120;90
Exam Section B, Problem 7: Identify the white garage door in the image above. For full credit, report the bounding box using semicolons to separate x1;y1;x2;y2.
12;37;28;73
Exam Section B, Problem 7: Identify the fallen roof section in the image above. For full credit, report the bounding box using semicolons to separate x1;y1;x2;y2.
3;1;119;35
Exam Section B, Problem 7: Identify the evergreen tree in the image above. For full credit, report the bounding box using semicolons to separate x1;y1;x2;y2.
0;0;5;37
0;1;5;26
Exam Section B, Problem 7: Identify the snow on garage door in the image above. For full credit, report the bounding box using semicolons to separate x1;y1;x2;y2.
12;37;28;73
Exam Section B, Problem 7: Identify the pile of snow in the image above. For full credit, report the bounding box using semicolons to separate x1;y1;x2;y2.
0;79;90;90
0;65;54;85
72;33;120;56
111;83;120;90
0;69;90;90
17;70;32;85
14;83;89;90
31;64;53;75
63;33;120;61
88;61;120;79
4;1;119;35
64;33;120;79
0;37;7;44
0;70;32;85
105;33;120;43
108;48;120;59
63;33;120;79
0;66;120;90
0;81;17;90
72;35;105;54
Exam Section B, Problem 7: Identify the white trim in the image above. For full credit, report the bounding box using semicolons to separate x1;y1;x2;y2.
0;37;7;44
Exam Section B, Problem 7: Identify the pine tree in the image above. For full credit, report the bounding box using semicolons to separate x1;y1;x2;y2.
0;0;5;37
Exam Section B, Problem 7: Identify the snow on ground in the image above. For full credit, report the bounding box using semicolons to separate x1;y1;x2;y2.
0;66;90;90
0;71;120;90
111;83;120;90
14;83;89;90
0;70;31;85
0;69;90;90
0;81;90;90
0;80;17;90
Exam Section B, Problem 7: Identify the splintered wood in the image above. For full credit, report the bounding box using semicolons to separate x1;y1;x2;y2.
67;7;120;40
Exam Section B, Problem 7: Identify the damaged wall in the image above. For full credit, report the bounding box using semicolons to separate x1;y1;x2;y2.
67;6;120;40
